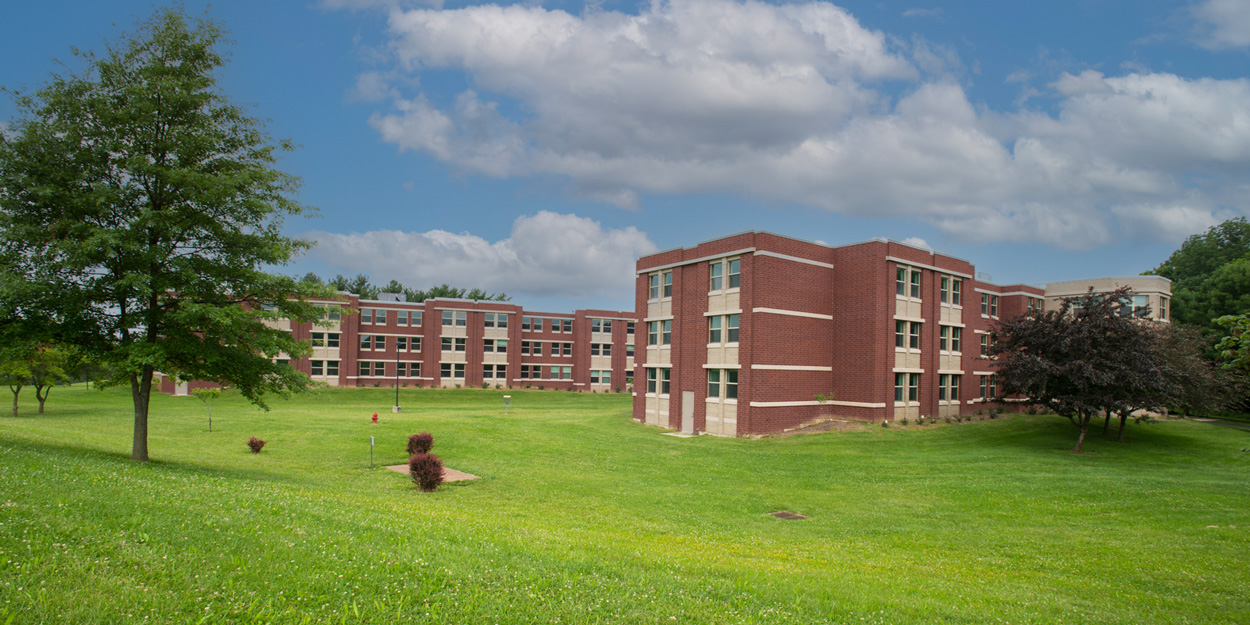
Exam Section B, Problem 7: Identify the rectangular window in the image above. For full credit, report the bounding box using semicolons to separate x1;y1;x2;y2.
950;327;961;352
591;319;612;333
941;277;950;304
521;316;533;331
648;321;659;346
896;267;907;296
649;273;661;300
440;363;465;378
311;360;324;376
397;310;408;326
895;320;906;348
359;361;371;377
396;336;408;352
412;311;423;326
1160;297;1169;320
951;279;961;305
312;332;325;347
483;364;506;380
625;370;634;384
327;332;339;348
561;319;573;333
627;322;635;335
360;335;373;350
950;375;960;401
591;343;611;356
894;372;905;402
374;362;386;376
660;368;670;394
647;368;658;393
484;339;508;353
441;337;466;352
361;308;373;324
941;277;962;305
709;316;722;343
590;370;610;384
909;322;921;350
981;293;988;316
662;320;672;345
980;334;990;357
896;266;921;298
708;369;721;398
521;341;532;355
895;373;920;403
910;271;921;298
909;373;920;402
561;342;572;356
442;311;467;326
726;314;739;342
939;326;962;352
396;362;407;377
322;305;341;321
663;271;673;298
710;261;723;291
484;312;508;328
939;373;948;401
520;365;532;379
327;360;339;376
412;337;421;352
991;296;999;317
626;343;635;357
375;309;388;325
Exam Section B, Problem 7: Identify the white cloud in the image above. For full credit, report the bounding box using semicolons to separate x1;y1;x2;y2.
899;237;932;251
0;121;10;140
1193;0;1250;49
902;8;942;19
346;0;1250;249
300;212;657;299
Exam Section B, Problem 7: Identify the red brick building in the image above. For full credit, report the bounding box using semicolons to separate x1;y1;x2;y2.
160;294;635;395
632;232;1044;436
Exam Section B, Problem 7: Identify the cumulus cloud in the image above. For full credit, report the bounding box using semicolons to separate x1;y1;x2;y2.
301;212;657;299
899;237;932;251
1193;0;1250;49
346;0;1250;249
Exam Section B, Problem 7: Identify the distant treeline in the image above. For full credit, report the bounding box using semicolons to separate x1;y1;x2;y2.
299;273;510;303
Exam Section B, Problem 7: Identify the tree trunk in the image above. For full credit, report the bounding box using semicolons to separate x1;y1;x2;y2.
1117;411;1129;442
1102;409;1111;435
35;384;48;414
1073;412;1090;453
131;367;153;462
9;385;19;417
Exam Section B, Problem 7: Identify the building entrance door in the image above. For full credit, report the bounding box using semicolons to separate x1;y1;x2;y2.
681;391;694;433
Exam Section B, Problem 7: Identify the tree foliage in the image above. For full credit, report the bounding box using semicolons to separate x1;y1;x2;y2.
991;287;1167;452
301;272;509;303
1215;314;1250;374
1148;217;1250;327
0;9;328;460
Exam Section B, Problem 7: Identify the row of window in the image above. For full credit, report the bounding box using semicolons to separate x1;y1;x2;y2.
311;332;340;348
896;267;922;299
520;316;574;333
360;335;423;351
940;276;963;305
521;341;570;357
646;256;742;301
643;368;738;399
896;373;993;403
981;294;999;317
361;308;423;326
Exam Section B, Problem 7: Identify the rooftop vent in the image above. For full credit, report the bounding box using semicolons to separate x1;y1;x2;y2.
377;292;406;302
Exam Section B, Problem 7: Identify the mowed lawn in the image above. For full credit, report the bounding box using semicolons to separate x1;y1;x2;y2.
1;386;1247;624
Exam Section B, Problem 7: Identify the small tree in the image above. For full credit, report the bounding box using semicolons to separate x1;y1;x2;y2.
191;387;222;432
28;345;71;414
406;432;433;456
408;453;444;492
992;287;1166;452
0;356;31;418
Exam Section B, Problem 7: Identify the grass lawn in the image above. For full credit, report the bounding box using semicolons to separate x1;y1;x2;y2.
1;385;1248;624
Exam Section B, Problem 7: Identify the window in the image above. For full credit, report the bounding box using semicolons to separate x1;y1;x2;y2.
939;374;961;402
396;336;408;352
590;370;610;384
397;310;408;326
520;341;533;355
561;319;573;333
991;296;999;317
1026;297;1043;314
648;274;660;300
895;321;922;350
483;364;507;380
312;332;336;347
321;305;341;321
626;343;635;358
710;258;740;291
709;316;722;343
979;374;998;399
625;370;635;385
941;277;962;305
592;319;613;333
406;362;416;377
520;365;536;379
896;266;921;298
979;333;997;358
939;326;962;352
707;369;739;400
1132;294;1149;317
484;339;508;353
360;334;374;350
647;368;671;395
560;342;572;357
522;316;533;331
375;309;388;325
327;361;339;376
360;308;373;324
726;314;739;342
591;343;611;356
626;322;635;335
663;271;673;297
412;337;421;352
374;362;386;376
311;360;324;376
1160;297;1169;320
396;362;408;377
412;311;423;326
548;366;572;380
441;337;466;352
359;361;371;377
440;363;466;379
484;312;508;328
894;373;920;403
442;311;466;327
648;320;672;346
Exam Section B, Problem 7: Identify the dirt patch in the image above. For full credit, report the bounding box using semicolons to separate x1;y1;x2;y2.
385;464;480;482
768;511;809;520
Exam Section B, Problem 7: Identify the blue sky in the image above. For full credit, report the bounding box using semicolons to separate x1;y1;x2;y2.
3;0;1248;313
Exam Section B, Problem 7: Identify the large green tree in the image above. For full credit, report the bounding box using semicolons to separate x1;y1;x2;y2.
0;9;328;461
1148;217;1250;327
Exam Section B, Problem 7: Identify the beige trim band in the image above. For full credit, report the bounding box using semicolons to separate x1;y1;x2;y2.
752;307;834;320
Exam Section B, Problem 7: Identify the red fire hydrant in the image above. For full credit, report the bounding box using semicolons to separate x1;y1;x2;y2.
371;411;378;424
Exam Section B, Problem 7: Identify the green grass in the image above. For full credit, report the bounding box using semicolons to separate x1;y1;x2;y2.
1;385;1248;624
